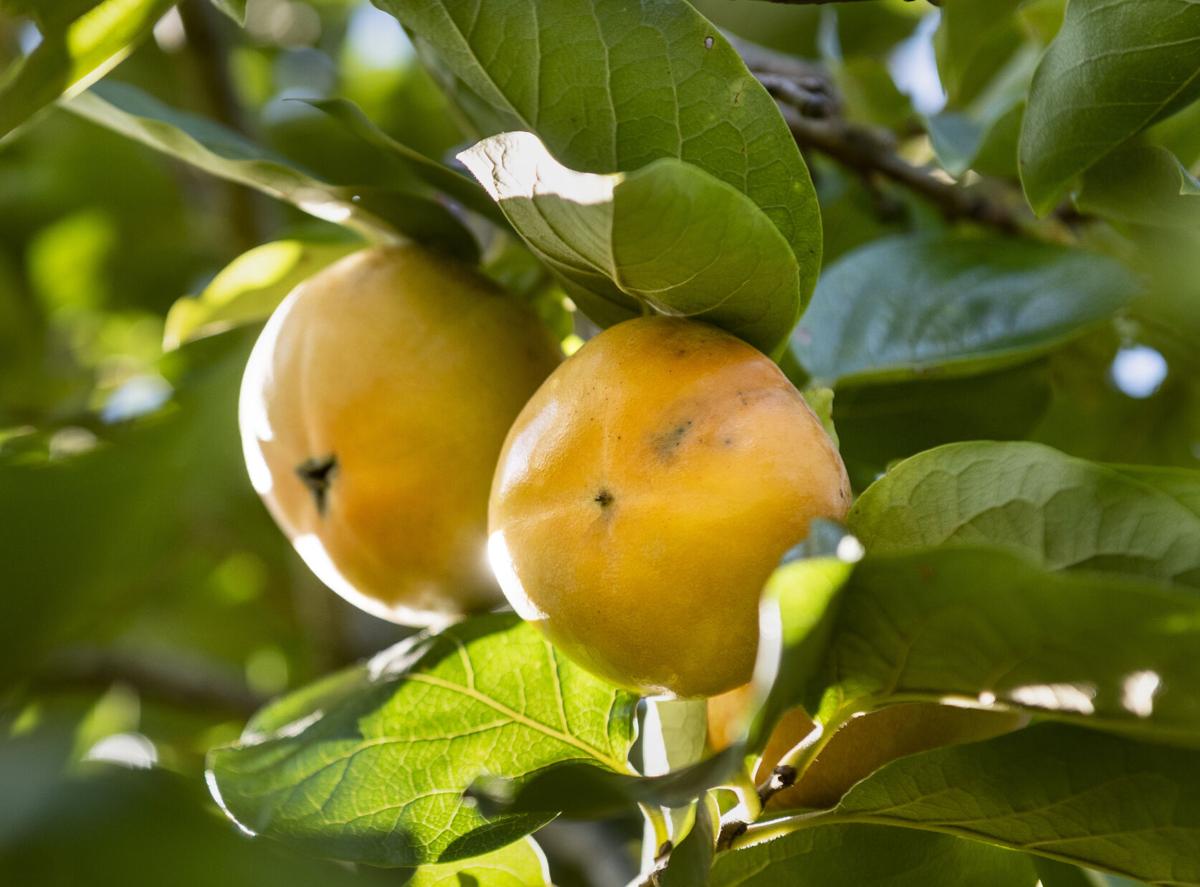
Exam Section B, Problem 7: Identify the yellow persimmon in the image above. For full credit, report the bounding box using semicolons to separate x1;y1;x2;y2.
488;316;850;697
708;688;1026;810
240;245;561;625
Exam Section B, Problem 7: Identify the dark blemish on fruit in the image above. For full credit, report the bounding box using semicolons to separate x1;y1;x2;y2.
653;419;694;456
723;437;734;447
296;454;338;516
594;489;614;508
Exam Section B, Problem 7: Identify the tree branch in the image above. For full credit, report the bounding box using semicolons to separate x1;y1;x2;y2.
177;0;265;250
32;648;267;717
775;103;1024;232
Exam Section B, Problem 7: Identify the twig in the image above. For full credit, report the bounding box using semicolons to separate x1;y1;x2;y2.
775;103;1024;233
177;0;265;249
32;648;266;717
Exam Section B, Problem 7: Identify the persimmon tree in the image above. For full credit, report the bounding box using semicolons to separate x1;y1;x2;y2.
1;1;1198;886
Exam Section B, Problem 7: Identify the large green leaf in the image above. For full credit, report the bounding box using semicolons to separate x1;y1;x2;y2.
709;824;1036;887
1019;0;1200;213
163;238;360;349
63;82;478;258
0;0;174;140
808;547;1200;743
827;725;1200;885
1076;141;1200;230
206;615;638;867
469;526;857;818
459;131;802;355
376;0;821;291
849;442;1200;587
791;235;1137;386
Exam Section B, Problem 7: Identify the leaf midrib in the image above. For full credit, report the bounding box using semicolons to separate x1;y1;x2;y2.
408;673;626;771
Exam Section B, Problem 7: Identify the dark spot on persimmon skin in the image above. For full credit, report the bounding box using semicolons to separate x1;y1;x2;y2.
594;489;614;508
296;454;338;515
653;419;694;457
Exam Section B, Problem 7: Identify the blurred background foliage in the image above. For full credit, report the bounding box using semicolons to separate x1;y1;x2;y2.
0;0;1196;884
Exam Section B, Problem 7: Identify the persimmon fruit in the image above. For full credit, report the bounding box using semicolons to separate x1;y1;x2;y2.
708;688;1026;810
239;245;561;625
488;316;850;697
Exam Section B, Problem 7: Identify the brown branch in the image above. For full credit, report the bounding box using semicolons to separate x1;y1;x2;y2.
775;101;1025;233
32;648;267;717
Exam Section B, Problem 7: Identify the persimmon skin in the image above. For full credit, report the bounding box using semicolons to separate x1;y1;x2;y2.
488;317;851;697
708;689;1026;811
239;245;561;625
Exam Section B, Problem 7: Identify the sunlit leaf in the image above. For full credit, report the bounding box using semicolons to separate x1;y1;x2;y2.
849;441;1200;587
828;725;1200;884
408;838;551;886
163;239;360;349
459;131;802;355
63;82;478;258
376;0;821;293
807;546;1200;743
0;0;175;140
207;615;637;866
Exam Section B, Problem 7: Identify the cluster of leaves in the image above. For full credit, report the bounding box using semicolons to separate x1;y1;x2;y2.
1;0;1198;885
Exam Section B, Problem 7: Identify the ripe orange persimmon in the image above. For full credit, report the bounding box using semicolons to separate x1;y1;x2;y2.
240;245;561;625
488;317;850;697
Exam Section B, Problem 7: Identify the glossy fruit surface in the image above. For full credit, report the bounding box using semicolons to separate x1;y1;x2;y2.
708;692;1026;810
488;316;851;697
240;245;561;624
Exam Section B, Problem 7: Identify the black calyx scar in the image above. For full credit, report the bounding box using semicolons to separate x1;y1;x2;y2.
594;488;614;508
296;454;338;515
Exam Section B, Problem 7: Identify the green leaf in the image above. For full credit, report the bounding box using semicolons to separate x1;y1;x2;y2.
408;838;551;886
0;0;175;140
376;0;821;291
470;525;857;817
829;725;1200;884
808;547;1200;742
833;363;1051;489
934;0;1025;109
62;82;478;258
747;526;859;743
163;238;360;349
660;795;719;887
206;615;638;867
0;767;399;887
208;0;245;25
710;824;1036;887
303;97;509;226
0;0;101;30
459;131;802;356
849;441;1200;587
1019;0;1200;214
1076;142;1200;230
791;235;1137;386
